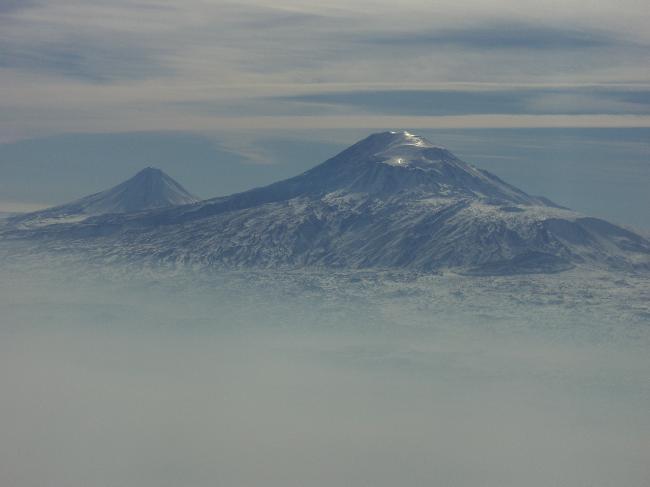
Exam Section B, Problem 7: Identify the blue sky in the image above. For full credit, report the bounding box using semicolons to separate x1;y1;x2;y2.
0;0;648;227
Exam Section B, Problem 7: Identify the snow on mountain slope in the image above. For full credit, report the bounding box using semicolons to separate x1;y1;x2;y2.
174;131;550;210
2;132;649;274
8;167;199;228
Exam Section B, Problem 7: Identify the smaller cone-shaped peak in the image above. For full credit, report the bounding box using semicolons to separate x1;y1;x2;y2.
92;167;199;213
127;166;167;184
10;167;200;228
135;166;164;176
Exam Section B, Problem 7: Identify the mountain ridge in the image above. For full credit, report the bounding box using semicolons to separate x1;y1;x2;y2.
2;131;649;275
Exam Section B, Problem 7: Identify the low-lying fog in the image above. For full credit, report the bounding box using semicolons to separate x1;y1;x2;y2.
1;264;649;487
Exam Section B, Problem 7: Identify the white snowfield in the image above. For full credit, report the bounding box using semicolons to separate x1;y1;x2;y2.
2;131;649;275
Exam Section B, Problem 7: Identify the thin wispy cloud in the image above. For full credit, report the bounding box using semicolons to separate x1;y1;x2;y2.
0;37;170;82
280;88;650;116
0;0;40;15
365;22;627;50
0;0;648;138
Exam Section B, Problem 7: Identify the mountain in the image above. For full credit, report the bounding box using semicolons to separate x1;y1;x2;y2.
9;167;199;228
2;131;649;274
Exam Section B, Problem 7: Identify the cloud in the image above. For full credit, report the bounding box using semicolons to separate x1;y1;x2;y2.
0;0;40;15
1;263;649;487
0;38;171;82
218;2;329;29
365;22;628;50
0;0;648;139
281;90;525;116
0;1;175;82
280;88;650;116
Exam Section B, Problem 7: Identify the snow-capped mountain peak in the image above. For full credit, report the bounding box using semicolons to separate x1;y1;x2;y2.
101;166;199;212
341;130;446;160
347;131;453;167
367;130;440;150
9;166;199;228
3;132;649;275
268;131;545;204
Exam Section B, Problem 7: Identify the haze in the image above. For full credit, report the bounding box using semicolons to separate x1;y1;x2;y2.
1;264;649;487
1;1;649;486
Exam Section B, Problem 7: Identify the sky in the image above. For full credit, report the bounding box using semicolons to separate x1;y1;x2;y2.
0;0;649;226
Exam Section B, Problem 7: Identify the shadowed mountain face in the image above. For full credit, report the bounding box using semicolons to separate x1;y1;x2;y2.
9;167;199;228
2;132;649;274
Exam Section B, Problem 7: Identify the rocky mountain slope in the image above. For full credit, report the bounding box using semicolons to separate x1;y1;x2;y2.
2;131;649;274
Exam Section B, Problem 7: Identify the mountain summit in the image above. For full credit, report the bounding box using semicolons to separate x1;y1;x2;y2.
3;132;649;274
10;167;199;228
86;166;199;213
262;130;548;204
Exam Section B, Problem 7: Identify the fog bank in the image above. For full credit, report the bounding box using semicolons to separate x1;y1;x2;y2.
1;266;649;487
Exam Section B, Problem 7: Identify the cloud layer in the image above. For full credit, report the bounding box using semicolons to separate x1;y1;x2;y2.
0;0;649;138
